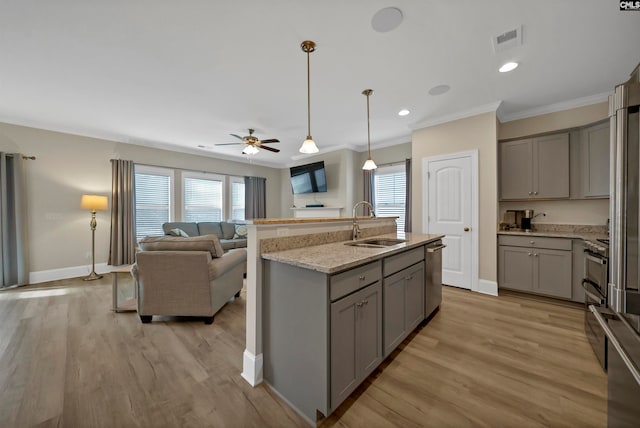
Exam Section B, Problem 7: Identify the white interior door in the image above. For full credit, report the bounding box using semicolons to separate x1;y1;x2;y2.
426;153;475;289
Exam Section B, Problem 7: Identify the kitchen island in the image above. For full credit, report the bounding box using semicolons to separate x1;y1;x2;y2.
261;232;443;424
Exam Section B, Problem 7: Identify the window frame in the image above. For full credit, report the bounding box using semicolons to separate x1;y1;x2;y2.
229;176;246;221
181;171;226;223
134;164;175;240
373;163;407;234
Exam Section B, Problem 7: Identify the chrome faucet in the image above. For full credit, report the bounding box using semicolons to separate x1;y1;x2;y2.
352;201;376;240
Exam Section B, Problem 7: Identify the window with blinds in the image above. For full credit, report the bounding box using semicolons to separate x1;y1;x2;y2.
183;174;224;222
374;163;406;233
134;166;173;240
230;178;245;221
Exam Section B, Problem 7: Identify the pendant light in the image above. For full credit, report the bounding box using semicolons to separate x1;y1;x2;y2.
299;40;319;154
362;89;377;170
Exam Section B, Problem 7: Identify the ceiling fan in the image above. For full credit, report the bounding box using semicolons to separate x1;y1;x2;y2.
215;128;280;154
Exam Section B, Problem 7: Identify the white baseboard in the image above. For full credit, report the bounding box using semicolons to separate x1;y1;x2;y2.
29;263;110;284
241;350;263;386
476;279;498;296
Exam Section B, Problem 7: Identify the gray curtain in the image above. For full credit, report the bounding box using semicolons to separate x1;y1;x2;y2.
363;169;375;216
108;159;136;265
0;153;29;288
245;176;266;219
405;158;412;232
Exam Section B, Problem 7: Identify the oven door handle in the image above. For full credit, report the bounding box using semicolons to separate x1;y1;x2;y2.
590;305;640;386
582;281;605;305
585;252;608;265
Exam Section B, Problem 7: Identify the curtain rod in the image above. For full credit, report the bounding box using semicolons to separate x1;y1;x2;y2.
377;159;409;168
133;161;264;179
4;154;36;160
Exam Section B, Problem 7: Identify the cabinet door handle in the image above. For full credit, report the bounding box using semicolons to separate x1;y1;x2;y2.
530;241;535;244
534;191;538;195
358;275;366;280
528;191;533;195
534;253;538;257
356;302;363;307
363;300;369;305
528;253;532;256
405;275;413;280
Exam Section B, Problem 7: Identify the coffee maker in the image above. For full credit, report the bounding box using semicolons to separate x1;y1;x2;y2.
521;209;534;232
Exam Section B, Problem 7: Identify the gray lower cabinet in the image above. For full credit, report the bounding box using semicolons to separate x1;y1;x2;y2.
330;281;382;409
498;235;572;299
383;261;425;356
263;245;430;423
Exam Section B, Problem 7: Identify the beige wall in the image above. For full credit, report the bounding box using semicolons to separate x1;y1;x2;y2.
0;122;282;274
412;112;498;282
500;199;609;225
499;102;608;140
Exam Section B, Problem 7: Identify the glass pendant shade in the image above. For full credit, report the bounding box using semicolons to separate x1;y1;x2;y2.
362;158;377;170
242;145;259;155
299;137;319;154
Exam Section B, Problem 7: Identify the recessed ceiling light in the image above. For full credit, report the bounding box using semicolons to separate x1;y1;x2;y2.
428;84;450;96
398;109;410;116
371;7;403;33
499;62;519;73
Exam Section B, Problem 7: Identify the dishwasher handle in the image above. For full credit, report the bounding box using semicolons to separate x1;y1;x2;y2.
426;244;447;253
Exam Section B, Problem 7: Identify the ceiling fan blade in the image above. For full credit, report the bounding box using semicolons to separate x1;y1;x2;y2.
260;139;280;144
260;145;280;153
230;134;244;140
214;143;243;146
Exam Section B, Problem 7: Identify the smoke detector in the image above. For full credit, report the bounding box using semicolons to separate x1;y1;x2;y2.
492;26;523;53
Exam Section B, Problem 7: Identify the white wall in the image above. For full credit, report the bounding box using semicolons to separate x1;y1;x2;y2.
0;122;282;278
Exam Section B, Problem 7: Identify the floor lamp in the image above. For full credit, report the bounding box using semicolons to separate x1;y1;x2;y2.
81;194;108;281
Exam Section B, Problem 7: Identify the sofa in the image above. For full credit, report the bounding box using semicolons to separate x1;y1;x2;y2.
132;234;247;324
162;222;247;251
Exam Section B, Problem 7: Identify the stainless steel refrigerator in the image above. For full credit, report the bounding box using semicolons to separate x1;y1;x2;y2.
593;63;640;427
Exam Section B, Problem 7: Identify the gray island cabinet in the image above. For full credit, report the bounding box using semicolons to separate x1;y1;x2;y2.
262;234;442;424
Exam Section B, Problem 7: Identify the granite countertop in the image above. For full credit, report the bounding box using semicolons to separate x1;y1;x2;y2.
498;229;608;242
262;232;444;274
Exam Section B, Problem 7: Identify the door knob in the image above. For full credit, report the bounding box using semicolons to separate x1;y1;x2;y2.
464;227;470;232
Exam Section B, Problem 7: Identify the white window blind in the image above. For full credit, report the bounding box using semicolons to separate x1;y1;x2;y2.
374;164;406;234
134;167;173;240
230;178;245;221
183;175;223;222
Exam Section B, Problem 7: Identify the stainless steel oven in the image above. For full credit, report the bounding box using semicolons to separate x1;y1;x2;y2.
583;239;609;370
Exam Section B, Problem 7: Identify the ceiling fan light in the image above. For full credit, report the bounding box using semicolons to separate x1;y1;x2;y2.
362;158;377;170
243;145;259;155
299;137;319;154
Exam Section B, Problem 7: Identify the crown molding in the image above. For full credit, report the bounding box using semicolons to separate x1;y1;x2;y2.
409;101;503;130
499;91;612;123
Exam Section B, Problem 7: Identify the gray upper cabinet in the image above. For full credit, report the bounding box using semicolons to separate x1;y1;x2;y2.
580;122;610;198
500;133;570;200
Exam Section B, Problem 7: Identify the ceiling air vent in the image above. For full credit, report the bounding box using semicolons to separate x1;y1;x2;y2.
492;26;522;53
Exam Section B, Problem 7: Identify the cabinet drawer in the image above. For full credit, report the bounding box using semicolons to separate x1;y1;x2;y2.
330;261;381;301
498;235;572;251
383;247;424;277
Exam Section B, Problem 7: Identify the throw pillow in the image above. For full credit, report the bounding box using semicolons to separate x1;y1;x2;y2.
233;224;248;239
168;228;189;237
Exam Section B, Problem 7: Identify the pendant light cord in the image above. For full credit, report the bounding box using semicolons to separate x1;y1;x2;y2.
366;92;371;157
307;50;311;138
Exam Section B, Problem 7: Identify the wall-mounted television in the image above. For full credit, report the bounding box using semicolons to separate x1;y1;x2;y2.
290;161;327;194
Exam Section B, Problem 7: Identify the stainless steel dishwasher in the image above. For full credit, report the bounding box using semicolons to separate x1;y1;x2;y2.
425;239;446;318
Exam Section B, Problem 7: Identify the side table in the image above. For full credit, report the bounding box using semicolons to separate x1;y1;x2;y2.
112;265;137;312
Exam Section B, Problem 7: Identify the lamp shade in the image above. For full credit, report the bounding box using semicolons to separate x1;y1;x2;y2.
299;137;319;154
81;194;108;211
362;158;378;170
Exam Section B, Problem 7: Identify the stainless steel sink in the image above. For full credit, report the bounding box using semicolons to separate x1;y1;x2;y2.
344;238;406;248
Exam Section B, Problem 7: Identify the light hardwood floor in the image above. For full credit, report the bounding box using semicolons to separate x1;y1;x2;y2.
0;277;606;427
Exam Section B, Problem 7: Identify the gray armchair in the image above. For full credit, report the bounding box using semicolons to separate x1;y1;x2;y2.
132;235;246;324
